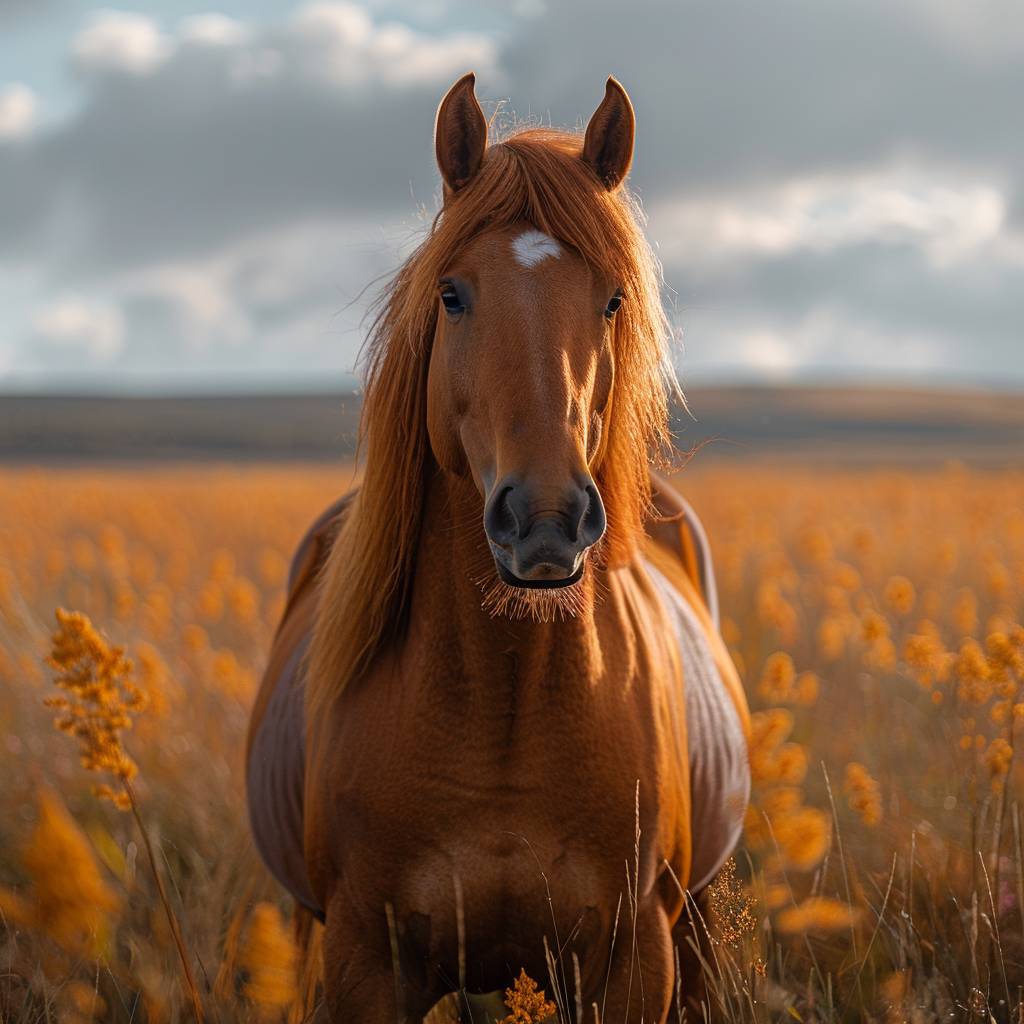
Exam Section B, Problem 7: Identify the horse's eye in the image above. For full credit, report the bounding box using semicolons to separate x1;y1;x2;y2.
604;290;623;320
439;284;465;317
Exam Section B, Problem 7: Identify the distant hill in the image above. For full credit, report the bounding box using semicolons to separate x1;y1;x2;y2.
0;386;1021;464
670;385;1024;464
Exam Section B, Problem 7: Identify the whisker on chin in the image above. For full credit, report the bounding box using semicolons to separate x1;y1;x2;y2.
470;543;607;623
475;570;588;623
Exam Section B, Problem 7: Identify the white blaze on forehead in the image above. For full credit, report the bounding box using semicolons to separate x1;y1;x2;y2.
511;229;562;268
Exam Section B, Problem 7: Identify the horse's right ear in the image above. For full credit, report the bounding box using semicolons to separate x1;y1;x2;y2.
435;72;488;195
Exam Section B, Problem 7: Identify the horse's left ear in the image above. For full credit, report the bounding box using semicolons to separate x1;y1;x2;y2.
435;72;488;194
582;77;635;191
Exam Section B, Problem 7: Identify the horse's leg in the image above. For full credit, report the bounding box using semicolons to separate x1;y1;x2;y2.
587;902;676;1024
320;900;435;1024
671;888;713;1021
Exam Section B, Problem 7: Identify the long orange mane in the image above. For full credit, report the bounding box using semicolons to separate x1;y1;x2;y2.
308;126;677;711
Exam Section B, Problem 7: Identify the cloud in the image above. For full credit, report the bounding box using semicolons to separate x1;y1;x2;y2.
653;167;1008;270
0;3;497;277
113;214;408;357
905;0;1024;60
178;14;249;48
0;83;37;141
71;10;174;76
284;2;496;88
1;0;1023;386
499;0;1024;196
32;297;125;358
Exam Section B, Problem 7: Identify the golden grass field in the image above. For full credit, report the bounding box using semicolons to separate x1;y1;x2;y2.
1;461;1023;1022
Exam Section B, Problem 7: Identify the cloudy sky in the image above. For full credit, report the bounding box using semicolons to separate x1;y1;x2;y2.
2;0;1022;391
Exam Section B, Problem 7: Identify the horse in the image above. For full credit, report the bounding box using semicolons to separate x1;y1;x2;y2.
246;73;750;1022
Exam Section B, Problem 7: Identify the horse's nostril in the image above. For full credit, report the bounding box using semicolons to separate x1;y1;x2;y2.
579;483;607;547
483;484;520;545
486;478;605;552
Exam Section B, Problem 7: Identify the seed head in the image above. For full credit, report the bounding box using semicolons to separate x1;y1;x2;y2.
44;608;147;808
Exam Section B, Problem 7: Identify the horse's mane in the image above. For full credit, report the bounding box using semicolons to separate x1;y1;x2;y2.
308;126;676;711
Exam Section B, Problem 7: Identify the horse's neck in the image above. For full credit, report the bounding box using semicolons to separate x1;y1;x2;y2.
401;467;606;705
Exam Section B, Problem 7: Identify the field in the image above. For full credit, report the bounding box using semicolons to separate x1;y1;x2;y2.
1;457;1023;1022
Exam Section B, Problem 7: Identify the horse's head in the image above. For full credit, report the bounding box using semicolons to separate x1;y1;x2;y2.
310;74;673;704
427;74;636;589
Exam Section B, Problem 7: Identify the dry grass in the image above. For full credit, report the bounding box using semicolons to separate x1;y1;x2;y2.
1;461;1023;1022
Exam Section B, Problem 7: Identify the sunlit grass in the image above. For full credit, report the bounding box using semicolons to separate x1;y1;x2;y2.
1;461;1022;1021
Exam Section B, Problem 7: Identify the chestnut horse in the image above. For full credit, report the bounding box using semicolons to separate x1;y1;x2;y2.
247;74;749;1022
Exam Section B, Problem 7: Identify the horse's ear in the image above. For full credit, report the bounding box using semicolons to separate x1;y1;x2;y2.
435;72;488;194
582;77;635;191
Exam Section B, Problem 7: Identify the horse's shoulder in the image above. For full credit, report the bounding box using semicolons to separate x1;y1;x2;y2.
284;488;359;604
247;490;357;759
245;489;360;917
646;470;719;628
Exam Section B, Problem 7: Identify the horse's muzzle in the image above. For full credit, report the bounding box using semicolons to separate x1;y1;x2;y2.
483;476;606;588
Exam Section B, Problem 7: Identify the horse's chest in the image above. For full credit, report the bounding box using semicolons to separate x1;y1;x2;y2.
320;677;650;916
329;743;634;980
331;694;646;846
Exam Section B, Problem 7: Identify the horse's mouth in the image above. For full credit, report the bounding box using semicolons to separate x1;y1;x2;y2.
494;560;585;590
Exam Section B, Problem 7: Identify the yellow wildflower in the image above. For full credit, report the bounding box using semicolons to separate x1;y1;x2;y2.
62;980;108;1024
937;538;958;573
758;651;796;702
0;787;119;956
228;576;260;623
818;616;847;661
843;761;882;826
750;708;794;753
258;546;288;588
991;700;1011;725
865;635;897;672
501;969;556;1024
851;525;876;562
239;902;298;1016
774;743;809;785
861;609;889;644
831;561;861;591
823;585;850;613
952;589;978;636
761;786;803;818
884;575;916;616
987;631;1024;679
955;638;992;705
983;738;1013;789
775;896;860;935
707;858;756;946
196;581;224;623
763;883;790;910
44;608;146;808
797;525;833;567
774;806;830;870
209;548;236;582
182;623;209;653
904;631;949;688
795;670;819;706
985;560;1011;599
757;582;799;645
